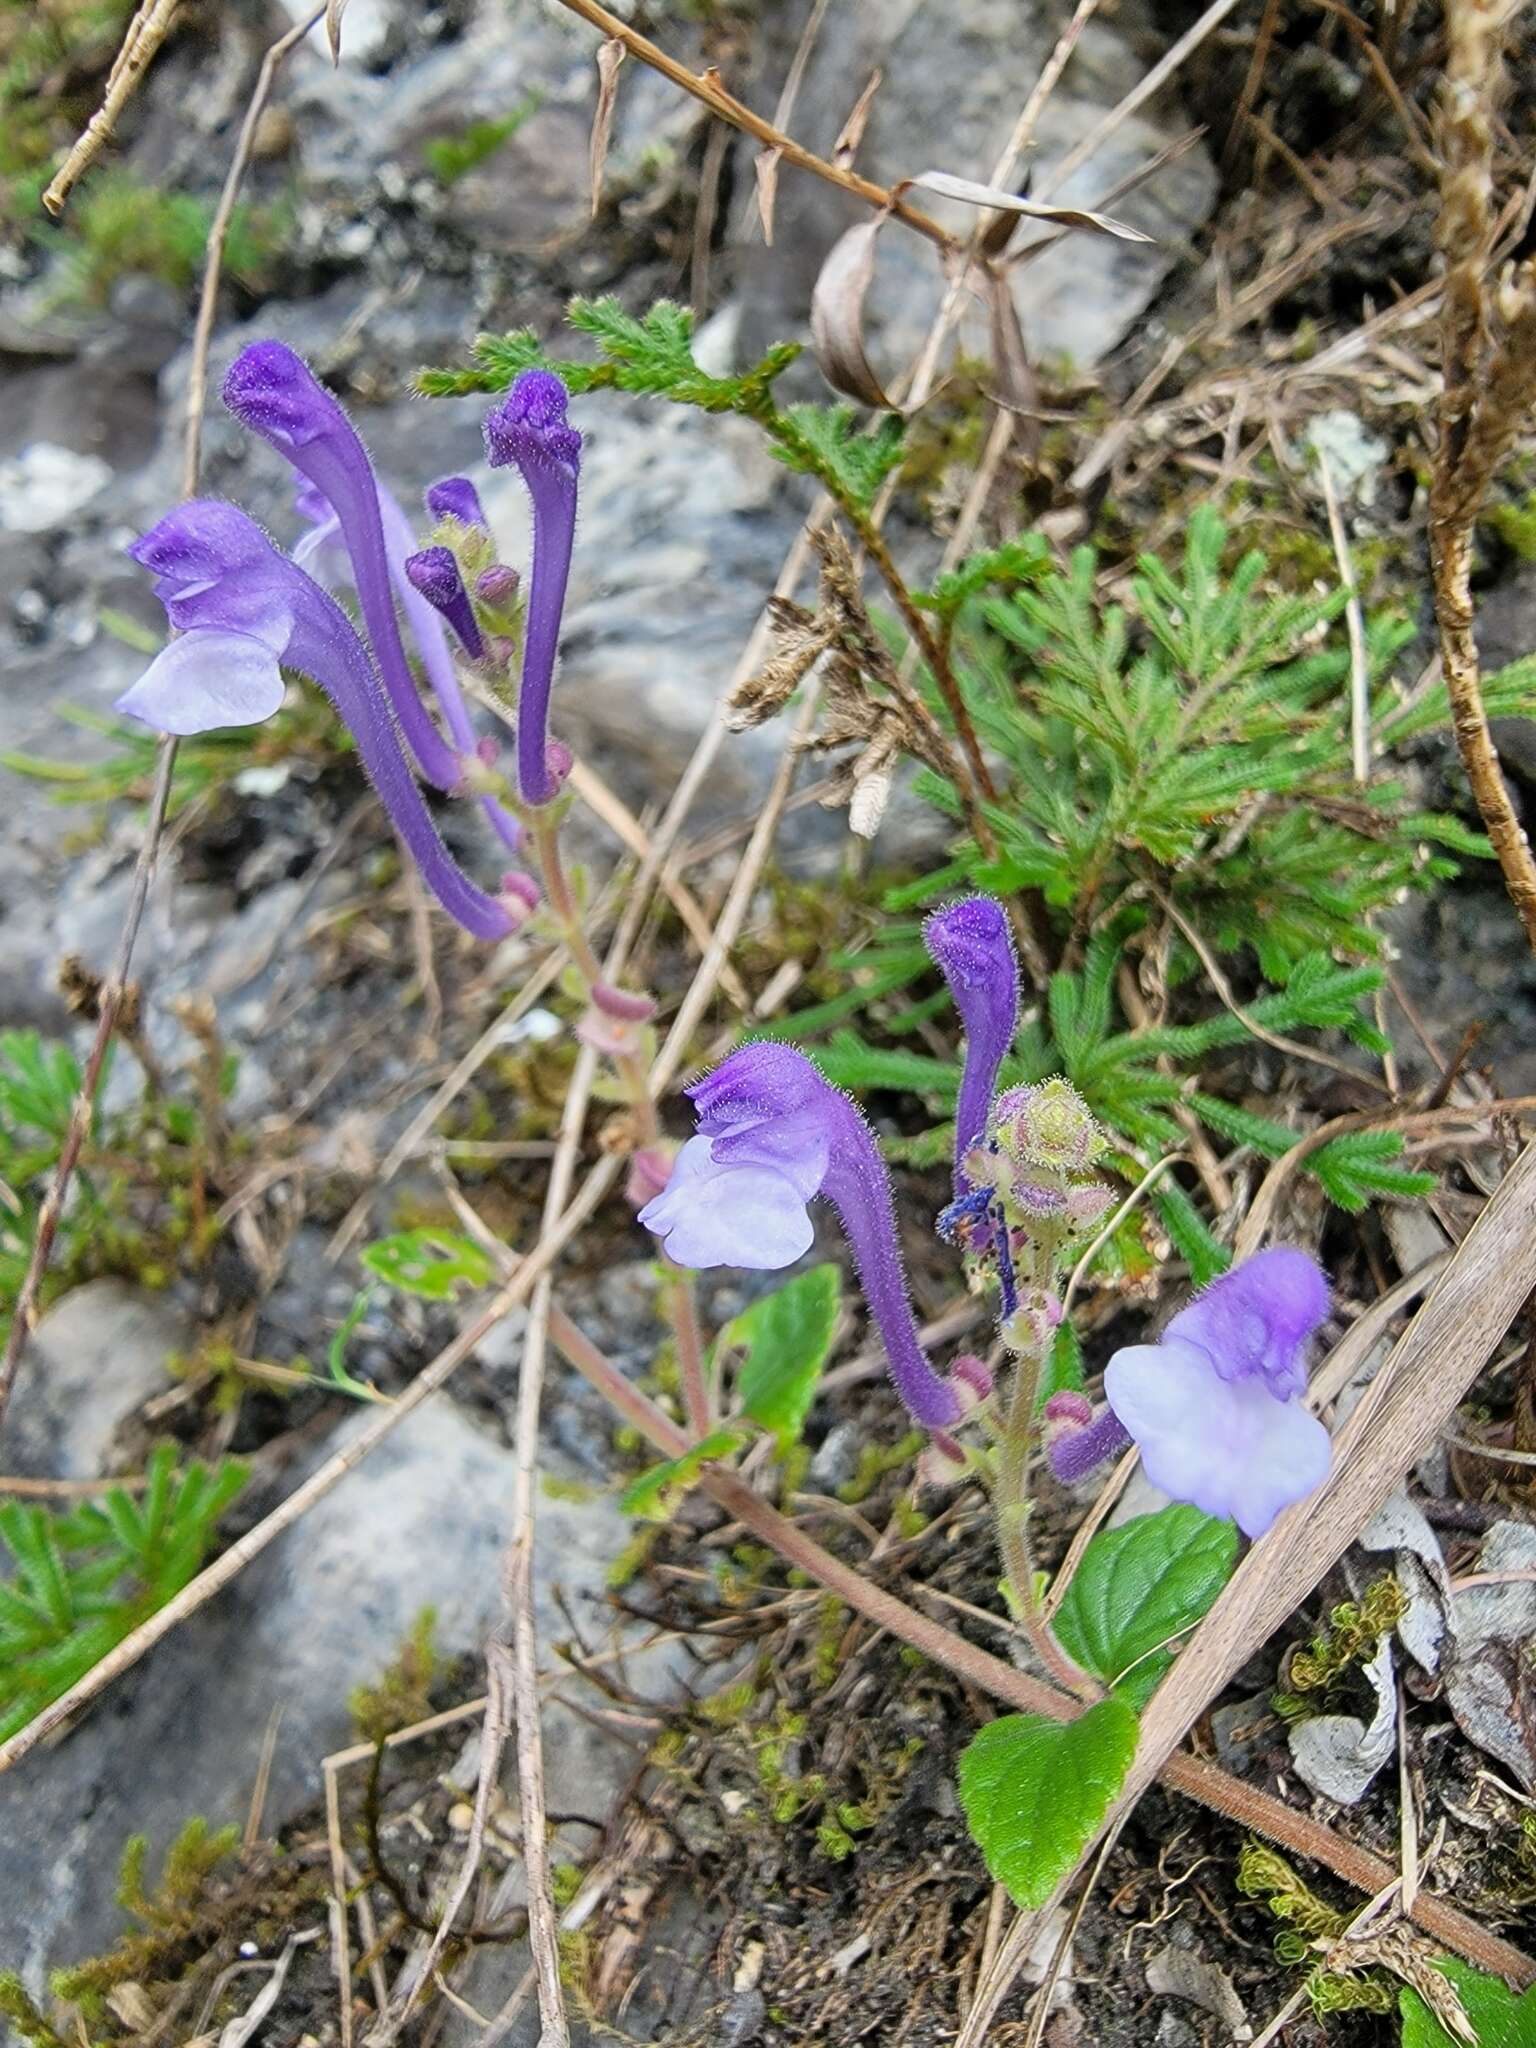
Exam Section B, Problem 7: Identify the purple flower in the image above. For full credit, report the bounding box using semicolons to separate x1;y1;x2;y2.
484;370;580;807
405;546;485;661
222;340;464;793
639;1042;965;1428
115;501;513;943
1102;1247;1331;1538
426;476;489;529
923;895;1019;1193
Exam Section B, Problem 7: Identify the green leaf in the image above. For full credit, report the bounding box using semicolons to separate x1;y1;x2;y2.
1052;1506;1238;1707
726;1264;842;1447
1036;1321;1085;1410
361;1228;495;1300
771;404;905;510
957;1698;1139;1908
619;1428;752;1521
1400;1958;1536;2048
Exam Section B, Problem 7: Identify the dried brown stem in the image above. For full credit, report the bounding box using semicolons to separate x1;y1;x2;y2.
1429;0;1536;951
41;0;183;215
548;0;954;250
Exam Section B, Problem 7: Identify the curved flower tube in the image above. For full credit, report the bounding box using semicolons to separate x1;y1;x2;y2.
639;1042;965;1429
222;340;463;793
1096;1246;1332;1539
115;501;513;943
483;370;581;807
923;895;1018;1193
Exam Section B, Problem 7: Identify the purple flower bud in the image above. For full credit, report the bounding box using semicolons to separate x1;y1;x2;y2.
118;502;513;943
222;341;463;794
483;370;580;807
1103;1247;1332;1538
500;870;541;923
1045;1401;1133;1486
923;896;1019;1194
404;545;485;661
591;982;656;1023
626;1143;674;1210
475;562;520;606
426;475;488;529
639;1042;966;1429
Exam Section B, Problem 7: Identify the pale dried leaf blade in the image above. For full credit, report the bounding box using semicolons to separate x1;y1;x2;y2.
907;168;1154;243
590;38;627;219
832;68;882;169
326;0;346;63
985;270;1041;455
754;147;782;245
810;217;898;410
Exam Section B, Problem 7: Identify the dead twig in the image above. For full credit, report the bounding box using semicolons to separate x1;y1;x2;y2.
41;0;183;214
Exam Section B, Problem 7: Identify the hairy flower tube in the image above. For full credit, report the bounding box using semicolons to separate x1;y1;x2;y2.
638;1042;967;1429
115;501;514;942
223;339;468;793
426;475;489;529
483;370;581;807
923;895;1019;1194
1051;1247;1332;1539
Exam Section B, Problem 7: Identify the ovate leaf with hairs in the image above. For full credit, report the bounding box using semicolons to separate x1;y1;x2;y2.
958;1698;1138;1908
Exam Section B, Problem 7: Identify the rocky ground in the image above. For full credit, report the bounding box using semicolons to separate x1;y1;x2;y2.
3;0;1536;2042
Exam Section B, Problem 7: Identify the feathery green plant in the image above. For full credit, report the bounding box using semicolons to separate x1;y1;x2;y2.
0;1444;248;1740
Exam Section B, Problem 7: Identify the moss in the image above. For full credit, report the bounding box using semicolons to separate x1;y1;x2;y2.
1486;491;1536;562
349;1608;440;1744
837;1430;924;1504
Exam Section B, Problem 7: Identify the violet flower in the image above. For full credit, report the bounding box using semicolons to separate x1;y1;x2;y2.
483;370;581;807
1078;1247;1332;1539
290;438;523;855
923;895;1018;1193
222;340;464;793
639;1042;965;1428
115;501;513;943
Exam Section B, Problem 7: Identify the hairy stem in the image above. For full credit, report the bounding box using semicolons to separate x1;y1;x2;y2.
528;812;713;1434
994;1346;1102;1700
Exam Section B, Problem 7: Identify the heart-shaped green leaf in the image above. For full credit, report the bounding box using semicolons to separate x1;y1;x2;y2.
957;1698;1138;1909
726;1263;841;1446
1052;1504;1237;1705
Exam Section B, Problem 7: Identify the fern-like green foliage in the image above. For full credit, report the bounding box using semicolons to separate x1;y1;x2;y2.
0;1444;247;1740
926;505;1511;978
805;934;1433;1282
417;296;906;516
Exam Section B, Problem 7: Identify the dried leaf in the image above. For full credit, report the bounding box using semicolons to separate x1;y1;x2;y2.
832;69;882;169
1287;1634;1397;1804
810;217;897;410
590;38;627;219
326;0;347;64
904;168;1154;244
754;147;782;245
985;270;1040;458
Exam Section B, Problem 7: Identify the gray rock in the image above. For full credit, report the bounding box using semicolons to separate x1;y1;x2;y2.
4;1281;185;1481
734;0;1217;377
0;1396;641;1995
0;444;113;533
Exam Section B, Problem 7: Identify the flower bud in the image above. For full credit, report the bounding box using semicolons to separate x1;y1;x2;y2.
626;1143;674;1209
476;562;521;606
991;1077;1104;1175
500;870;541;926
1066;1181;1114;1230
1000;1287;1063;1356
949;1352;994;1411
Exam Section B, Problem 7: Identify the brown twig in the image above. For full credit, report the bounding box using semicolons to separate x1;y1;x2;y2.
1429;0;1536;951
548;0;954;250
41;0;183;215
0;2;328;1445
